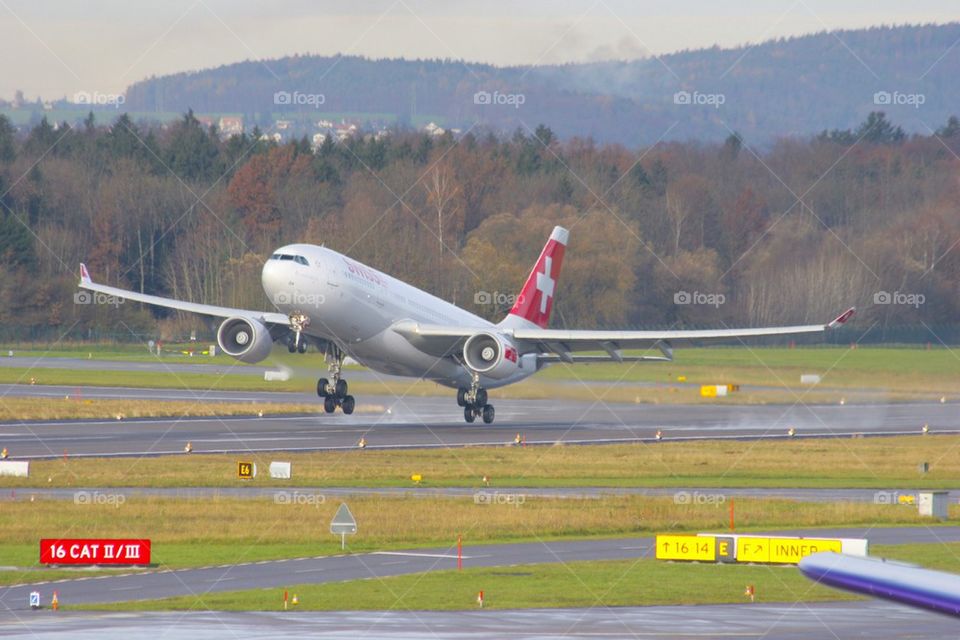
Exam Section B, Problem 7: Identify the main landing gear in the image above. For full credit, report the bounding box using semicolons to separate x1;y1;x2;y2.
316;345;355;415
457;372;495;424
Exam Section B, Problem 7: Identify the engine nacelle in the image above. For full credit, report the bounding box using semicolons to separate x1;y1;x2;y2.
217;316;274;363
463;331;521;380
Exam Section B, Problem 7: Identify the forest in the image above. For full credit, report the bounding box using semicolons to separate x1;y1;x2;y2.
0;109;957;343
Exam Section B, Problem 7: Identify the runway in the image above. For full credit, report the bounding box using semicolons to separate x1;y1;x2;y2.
0;388;956;458
0;601;946;639
3;527;959;610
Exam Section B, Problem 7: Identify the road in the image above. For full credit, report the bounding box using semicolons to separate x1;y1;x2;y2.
0;388;955;458
2;527;959;610
4;487;954;504
0;601;946;639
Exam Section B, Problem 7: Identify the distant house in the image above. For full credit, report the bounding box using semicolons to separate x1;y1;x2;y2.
316;119;334;129
218;116;243;137
334;124;357;141
196;115;215;128
260;132;282;143
423;122;445;136
275;119;293;130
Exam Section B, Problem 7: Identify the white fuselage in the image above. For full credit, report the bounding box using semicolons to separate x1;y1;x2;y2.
260;244;539;389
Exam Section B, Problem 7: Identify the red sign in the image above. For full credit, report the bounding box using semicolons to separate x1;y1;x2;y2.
40;538;151;565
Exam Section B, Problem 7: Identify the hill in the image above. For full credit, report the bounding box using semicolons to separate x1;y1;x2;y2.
122;23;960;145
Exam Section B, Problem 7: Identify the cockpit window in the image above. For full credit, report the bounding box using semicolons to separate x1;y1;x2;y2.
269;253;309;266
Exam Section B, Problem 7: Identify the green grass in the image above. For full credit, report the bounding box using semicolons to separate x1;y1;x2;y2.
69;541;960;611
1;346;955;404
76;558;852;610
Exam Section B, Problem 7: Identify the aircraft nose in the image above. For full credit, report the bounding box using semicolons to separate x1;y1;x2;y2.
261;259;291;306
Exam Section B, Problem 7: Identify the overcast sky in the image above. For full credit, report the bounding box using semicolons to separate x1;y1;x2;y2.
1;0;956;99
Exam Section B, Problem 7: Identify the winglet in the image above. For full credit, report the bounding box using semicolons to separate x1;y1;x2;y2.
827;307;856;330
79;263;91;285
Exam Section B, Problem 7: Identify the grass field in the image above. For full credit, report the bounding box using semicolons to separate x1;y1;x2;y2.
0;493;951;586
4;435;959;489
70;541;960;611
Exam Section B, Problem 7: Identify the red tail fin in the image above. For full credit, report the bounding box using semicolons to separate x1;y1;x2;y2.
503;226;568;329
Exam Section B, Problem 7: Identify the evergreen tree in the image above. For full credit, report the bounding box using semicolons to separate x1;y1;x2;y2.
0;115;15;163
163;110;221;181
0;213;36;267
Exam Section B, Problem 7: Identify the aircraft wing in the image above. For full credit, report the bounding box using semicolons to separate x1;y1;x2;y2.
77;263;290;326
800;551;960;618
392;308;855;361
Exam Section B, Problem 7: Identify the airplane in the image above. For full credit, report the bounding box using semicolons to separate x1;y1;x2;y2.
78;225;855;424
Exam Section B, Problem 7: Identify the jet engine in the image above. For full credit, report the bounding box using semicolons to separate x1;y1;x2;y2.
217;316;274;363
463;332;521;379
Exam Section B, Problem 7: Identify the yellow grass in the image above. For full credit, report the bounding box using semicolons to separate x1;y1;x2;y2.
0;495;946;550
0;397;381;421
3;435;958;489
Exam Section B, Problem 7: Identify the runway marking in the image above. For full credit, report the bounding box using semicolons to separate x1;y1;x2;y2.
372;551;475;559
294;568;325;573
188;437;326;443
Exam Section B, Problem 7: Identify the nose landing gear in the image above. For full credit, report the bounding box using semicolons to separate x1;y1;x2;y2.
316;345;354;414
287;312;310;353
459;371;495;424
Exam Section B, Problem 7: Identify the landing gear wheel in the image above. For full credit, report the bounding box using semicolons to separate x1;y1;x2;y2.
297;340;307;354
464;406;476;423
317;378;329;397
335;379;348;398
456;388;467;407
323;396;337;413
288;341;297;353
341;395;355;415
475;388;488;407
481;404;495;424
